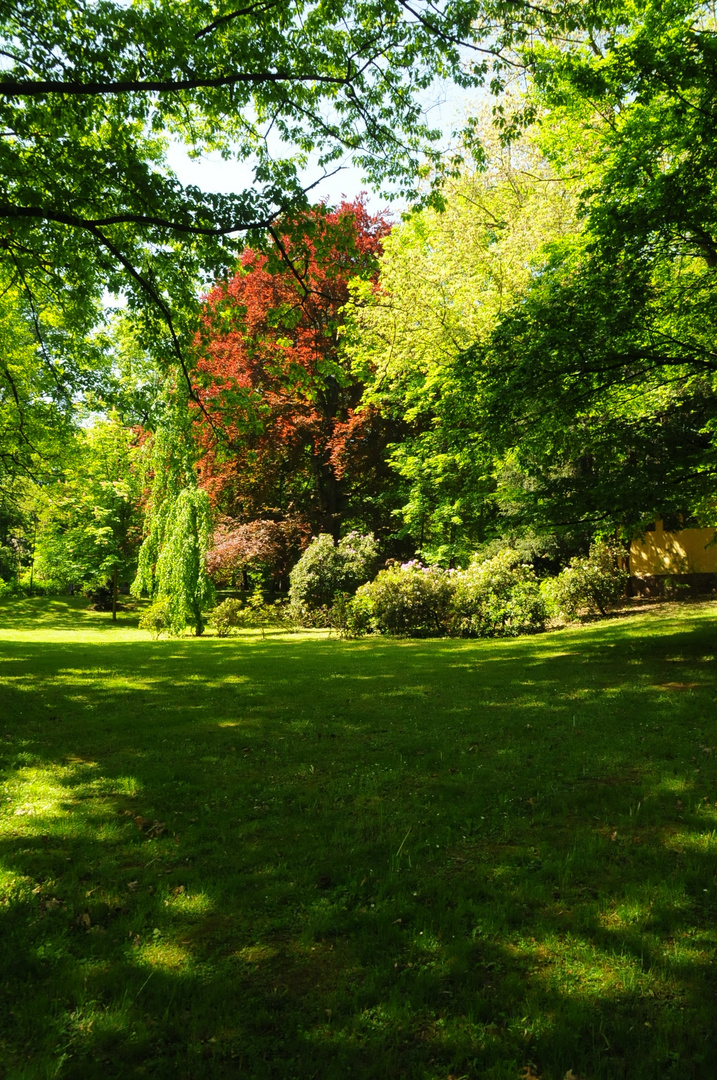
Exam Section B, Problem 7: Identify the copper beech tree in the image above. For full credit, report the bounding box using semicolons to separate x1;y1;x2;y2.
193;200;402;585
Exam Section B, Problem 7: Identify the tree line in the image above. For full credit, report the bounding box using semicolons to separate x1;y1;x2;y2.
1;0;715;622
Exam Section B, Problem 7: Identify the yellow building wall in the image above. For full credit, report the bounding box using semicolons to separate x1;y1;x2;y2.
630;520;717;576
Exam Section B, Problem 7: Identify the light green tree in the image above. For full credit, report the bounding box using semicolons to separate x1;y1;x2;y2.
132;396;215;635
343;117;580;562
32;415;142;614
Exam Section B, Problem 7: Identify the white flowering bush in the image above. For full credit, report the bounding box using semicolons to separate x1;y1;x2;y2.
448;549;546;638
542;542;627;618
289;532;379;614
354;562;454;636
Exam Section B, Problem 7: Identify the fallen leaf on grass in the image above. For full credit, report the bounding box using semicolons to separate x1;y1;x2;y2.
133;816;167;837
172;885;185;896
127;881;139;891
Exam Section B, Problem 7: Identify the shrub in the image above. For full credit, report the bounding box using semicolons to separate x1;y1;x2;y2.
330;592;373;638
448;549;546;638
212;598;245;637
356;562;454;637
212;592;296;636
138;598;171;638
544;542;627;618
289;532;379;613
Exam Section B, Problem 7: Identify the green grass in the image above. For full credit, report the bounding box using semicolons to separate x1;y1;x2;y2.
1;596;716;1080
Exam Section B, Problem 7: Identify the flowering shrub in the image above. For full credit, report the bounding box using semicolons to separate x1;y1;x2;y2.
448;549;546;638
542;542;627;618
354;562;454;636
289;532;379;613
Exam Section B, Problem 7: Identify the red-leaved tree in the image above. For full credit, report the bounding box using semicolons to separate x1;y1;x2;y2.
193;199;399;573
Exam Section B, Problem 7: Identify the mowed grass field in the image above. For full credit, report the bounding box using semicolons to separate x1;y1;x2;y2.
0;598;716;1080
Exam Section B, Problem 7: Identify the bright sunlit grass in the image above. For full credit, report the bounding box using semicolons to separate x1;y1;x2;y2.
1;596;716;1079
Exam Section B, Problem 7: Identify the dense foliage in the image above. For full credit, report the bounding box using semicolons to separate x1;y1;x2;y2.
338;551;547;638
353;562;454;637
449;549;546;638
132;399;215;635
194;200;399;545
542;543;629;619
3;0;715;617
31;415;142;598
288;531;379;612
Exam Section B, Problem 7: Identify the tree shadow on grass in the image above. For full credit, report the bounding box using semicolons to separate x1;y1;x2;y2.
0;604;716;1078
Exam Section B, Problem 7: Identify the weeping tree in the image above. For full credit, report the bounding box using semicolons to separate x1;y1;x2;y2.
132;397;214;635
154;486;214;636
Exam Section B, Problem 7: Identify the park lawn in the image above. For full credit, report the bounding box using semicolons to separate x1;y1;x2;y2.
0;598;716;1080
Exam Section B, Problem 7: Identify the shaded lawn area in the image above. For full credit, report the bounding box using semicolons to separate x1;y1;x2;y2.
0;598;716;1080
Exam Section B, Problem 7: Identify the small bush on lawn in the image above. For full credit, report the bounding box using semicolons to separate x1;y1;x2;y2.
213;598;245;637
355;562;454;637
212;592;296;635
448;549;546;638
139;598;171;638
289;532;378;614
543;542;627;618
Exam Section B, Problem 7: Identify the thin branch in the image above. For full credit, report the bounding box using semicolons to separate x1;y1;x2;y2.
194;1;282;39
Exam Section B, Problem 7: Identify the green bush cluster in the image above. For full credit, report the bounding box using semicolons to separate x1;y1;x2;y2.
355;562;453;637
212;598;245;637
332;550;547;639
542;542;627;618
211;592;295;636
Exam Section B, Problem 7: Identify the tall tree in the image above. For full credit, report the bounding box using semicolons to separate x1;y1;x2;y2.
473;0;717;537
194;199;399;541
344;123;579;562
0;0;509;406
31;414;143;607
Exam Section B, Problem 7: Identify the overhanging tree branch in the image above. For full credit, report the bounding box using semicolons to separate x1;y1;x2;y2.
0;71;352;97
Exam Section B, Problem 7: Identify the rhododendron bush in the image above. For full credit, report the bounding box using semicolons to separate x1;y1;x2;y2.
332;551;548;639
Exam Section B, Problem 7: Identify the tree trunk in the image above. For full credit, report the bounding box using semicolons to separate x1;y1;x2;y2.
112;567;118;622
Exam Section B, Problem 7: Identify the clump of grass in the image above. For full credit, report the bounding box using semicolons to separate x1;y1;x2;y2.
0;596;716;1078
